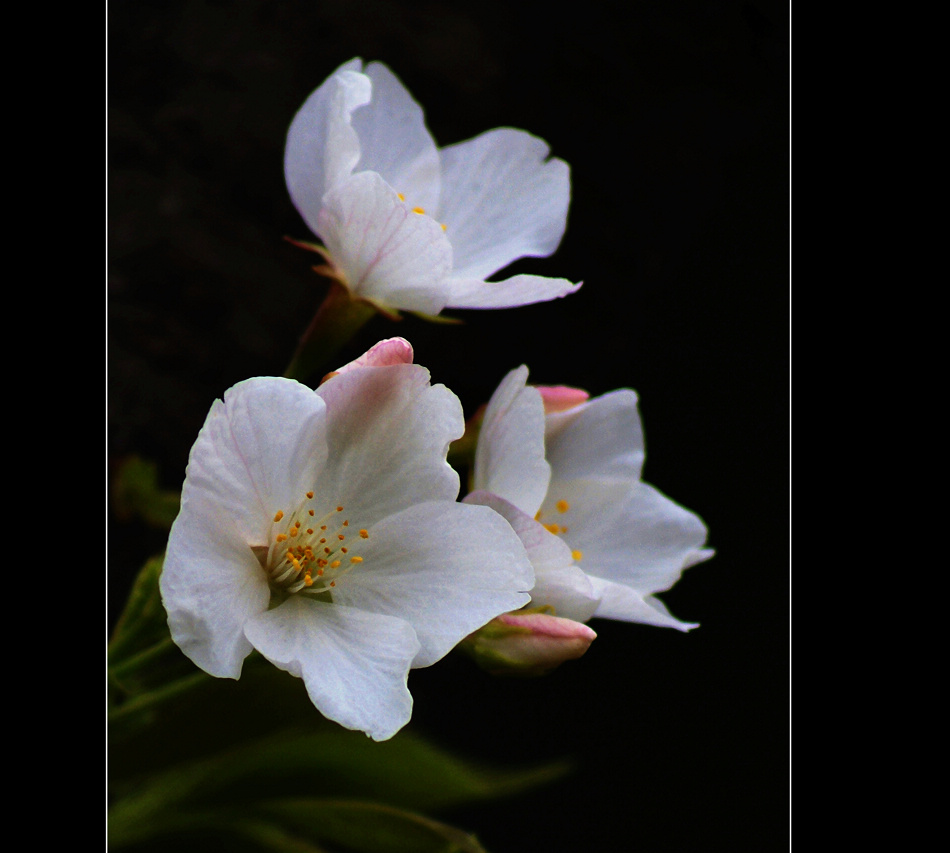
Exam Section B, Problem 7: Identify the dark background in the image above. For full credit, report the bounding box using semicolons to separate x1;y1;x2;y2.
109;1;788;850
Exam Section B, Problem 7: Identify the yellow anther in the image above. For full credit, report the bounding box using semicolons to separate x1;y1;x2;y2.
572;550;583;562
440;223;447;231
544;523;561;535
359;529;369;539
350;556;364;564
306;528;314;535
397;193;406;201
306;491;314;499
329;581;336;587
341;546;348;553
330;560;341;569
289;526;299;538
304;575;313;587
276;534;288;543
273;511;284;522
338;534;345;541
291;557;302;571
336;506;344;512
412;206;425;214
308;509;315;516
556;500;570;513
342;520;349;527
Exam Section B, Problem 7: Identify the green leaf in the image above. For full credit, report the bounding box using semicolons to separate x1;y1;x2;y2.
108;555;170;665
254;799;490;853
112;455;181;529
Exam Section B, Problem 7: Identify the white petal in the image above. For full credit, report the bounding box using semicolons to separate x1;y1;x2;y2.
160;503;269;678
184;378;329;533
550;478;712;597
588;576;699;632
473;366;550;517
444;273;582;310
244;596;420;741
351;62;441;212
334;501;533;668
284;59;371;236
464;490;599;623
437;128;570;280
545;390;645;483
318;171;453;314
315;363;463;524
159;377;329;677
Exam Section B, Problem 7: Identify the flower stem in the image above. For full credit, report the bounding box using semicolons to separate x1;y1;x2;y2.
109;671;211;724
284;282;377;383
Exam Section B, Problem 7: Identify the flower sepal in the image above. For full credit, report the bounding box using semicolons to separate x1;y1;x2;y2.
459;607;596;677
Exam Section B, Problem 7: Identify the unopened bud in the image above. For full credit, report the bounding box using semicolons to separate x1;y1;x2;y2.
534;385;590;413
461;610;596;677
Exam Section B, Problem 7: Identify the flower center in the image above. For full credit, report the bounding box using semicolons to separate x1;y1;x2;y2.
536;499;583;562
265;492;369;596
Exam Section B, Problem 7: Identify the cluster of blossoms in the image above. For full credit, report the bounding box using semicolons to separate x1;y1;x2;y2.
161;59;713;741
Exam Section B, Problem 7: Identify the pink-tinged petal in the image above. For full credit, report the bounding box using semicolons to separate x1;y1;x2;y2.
284;59;371;236
318;172;453;315
548;478;712;598
444;273;582;310
333;337;414;374
464;490;599;623
588;576;699;632
473;366;550;517
315;363;463;525
351;62;441;213
545;389;645;483
244;596;421;741
437;128;570;281
535;385;590;413
333;500;533;668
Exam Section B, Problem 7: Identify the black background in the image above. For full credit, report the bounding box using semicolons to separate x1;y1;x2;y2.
109;1;789;850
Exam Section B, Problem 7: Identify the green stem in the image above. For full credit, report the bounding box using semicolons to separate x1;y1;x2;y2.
284;282;378;384
109;671;210;724
109;635;178;678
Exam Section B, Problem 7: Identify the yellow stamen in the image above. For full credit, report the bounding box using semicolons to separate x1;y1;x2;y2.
276;534;287;543
273;511;284;522
350;556;363;564
572;550;583;562
412;206;425;214
397;193;405;201
330;560;341;569
440;223;447;231
556;500;570;513
359;529;369;539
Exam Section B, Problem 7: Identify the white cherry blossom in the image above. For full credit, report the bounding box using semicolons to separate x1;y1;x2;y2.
160;353;533;740
466;366;713;631
284;58;580;316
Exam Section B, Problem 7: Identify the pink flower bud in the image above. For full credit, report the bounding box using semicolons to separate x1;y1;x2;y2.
321;337;414;383
534;385;590;413
463;611;596;677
